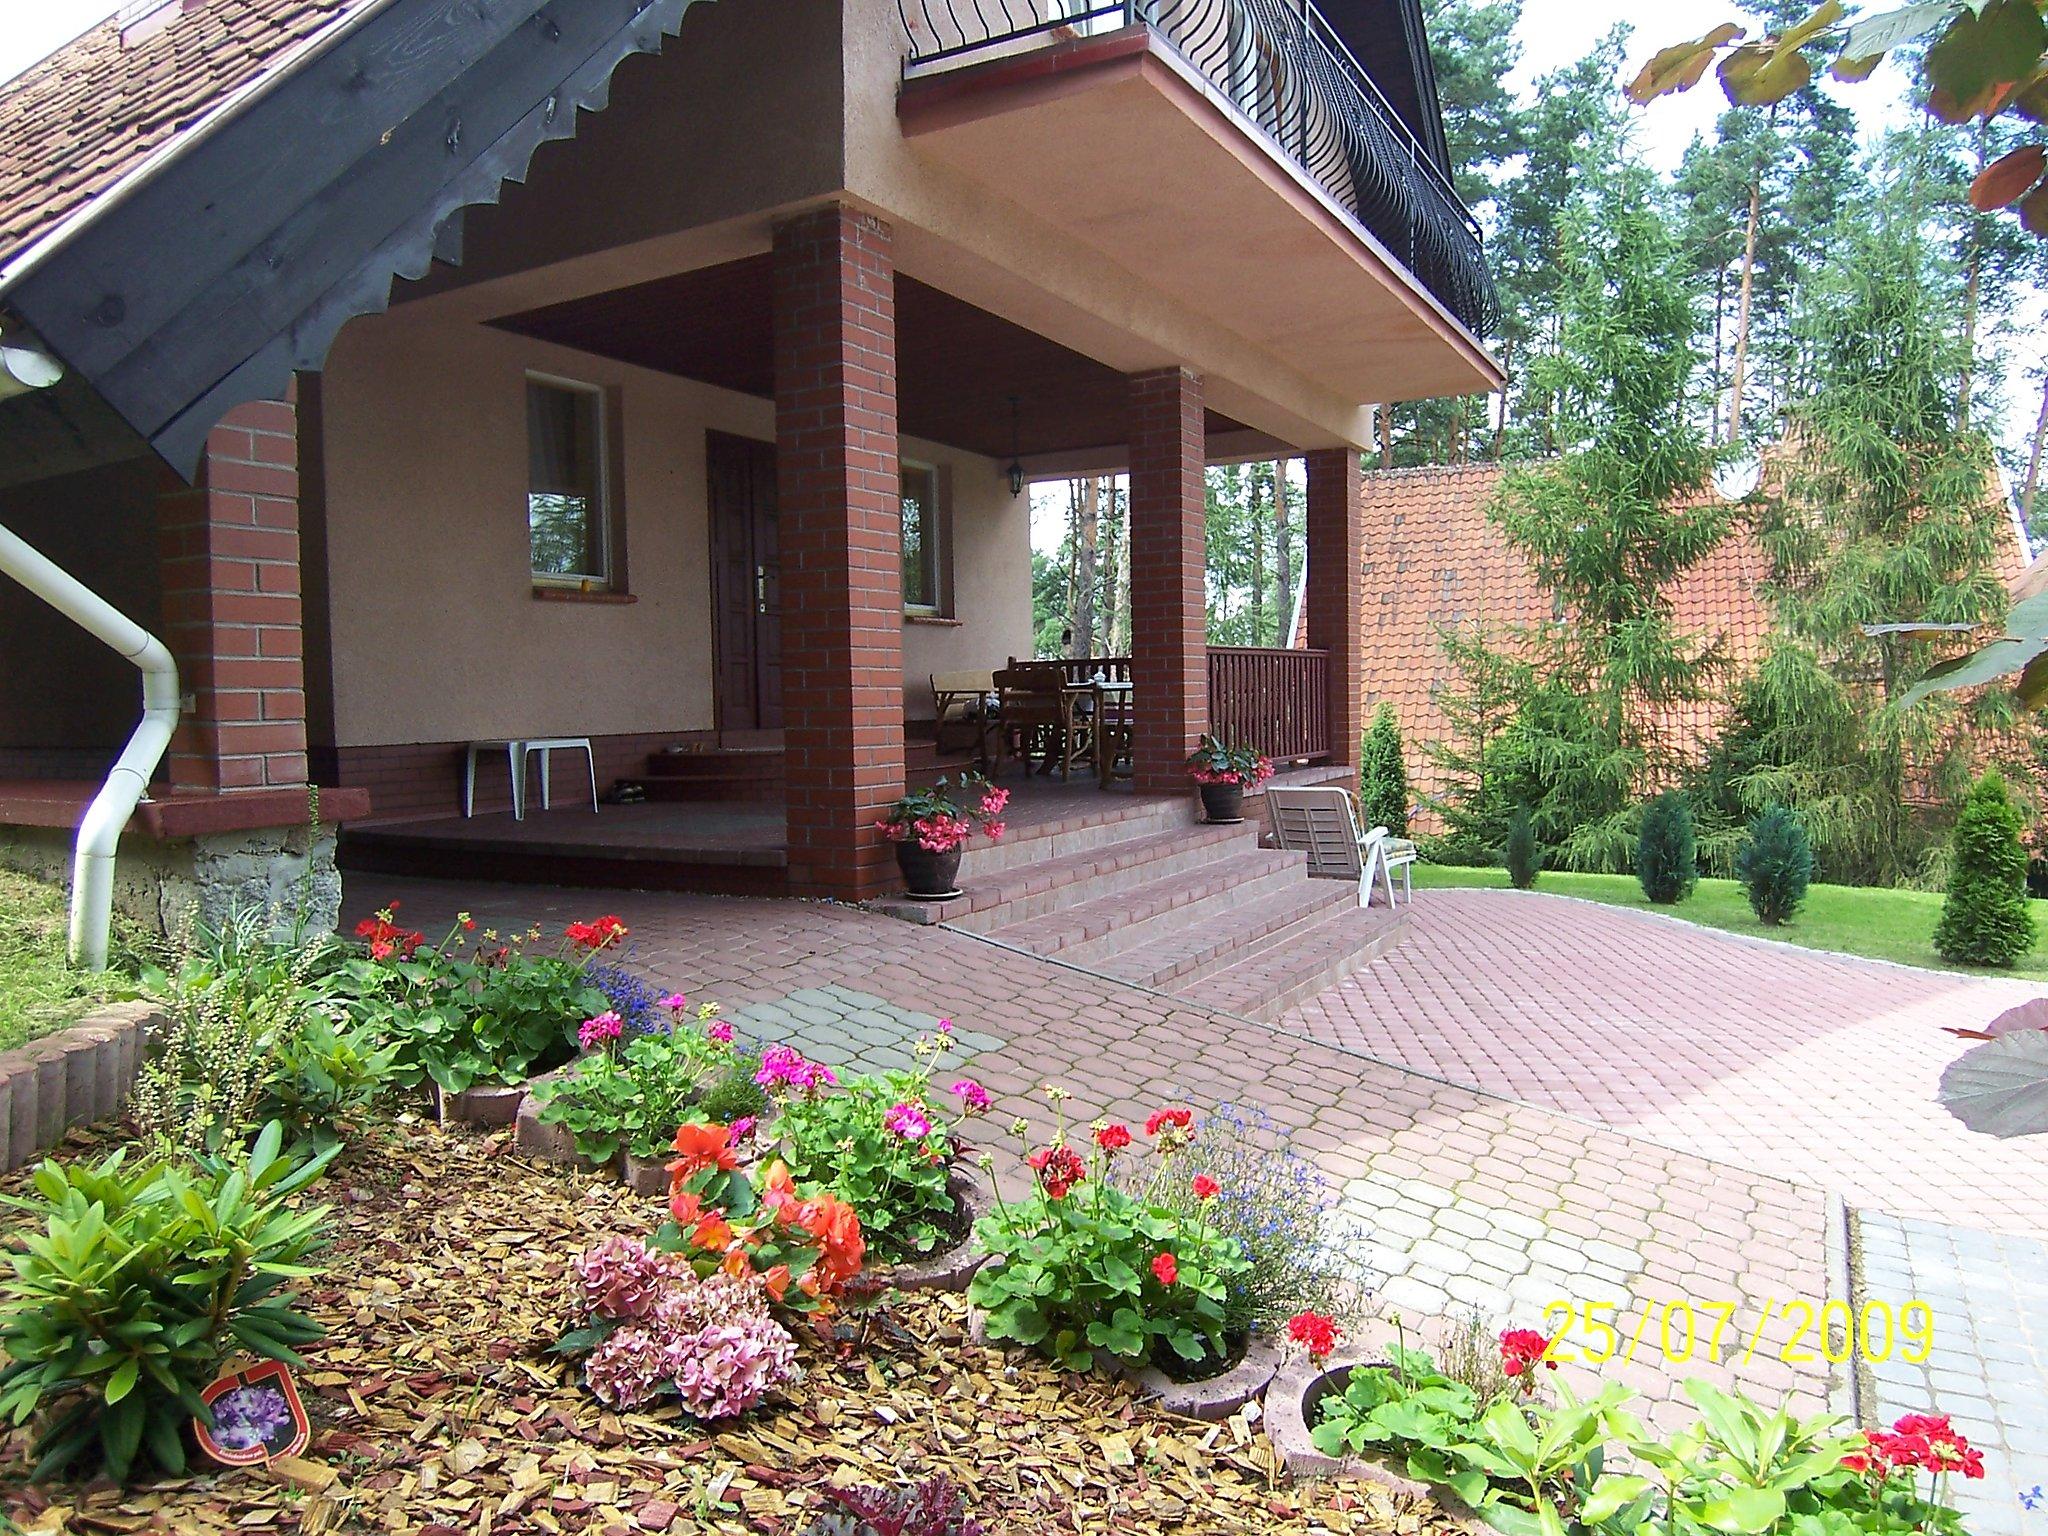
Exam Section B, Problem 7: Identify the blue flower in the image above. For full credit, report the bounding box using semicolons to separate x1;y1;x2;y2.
2022;1486;2042;1512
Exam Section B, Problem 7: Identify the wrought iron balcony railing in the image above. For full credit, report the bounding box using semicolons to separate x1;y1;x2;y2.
897;0;1499;338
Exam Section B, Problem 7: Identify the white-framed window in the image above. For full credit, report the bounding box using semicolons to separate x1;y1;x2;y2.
527;373;614;588
901;460;945;614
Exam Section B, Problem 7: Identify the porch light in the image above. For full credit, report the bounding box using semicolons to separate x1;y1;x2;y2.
0;331;63;403
1005;394;1024;497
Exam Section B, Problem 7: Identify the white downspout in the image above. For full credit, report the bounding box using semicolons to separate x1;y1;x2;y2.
0;523;179;969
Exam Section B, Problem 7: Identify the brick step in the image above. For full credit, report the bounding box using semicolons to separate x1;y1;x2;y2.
873;818;1259;930
1095;871;1365;992
987;846;1306;962
957;796;1195;879
636;749;785;804
1180;898;1411;1022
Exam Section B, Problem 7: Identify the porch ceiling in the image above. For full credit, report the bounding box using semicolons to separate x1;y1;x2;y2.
493;254;1250;459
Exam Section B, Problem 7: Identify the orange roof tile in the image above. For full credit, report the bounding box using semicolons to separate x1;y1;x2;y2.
0;0;364;267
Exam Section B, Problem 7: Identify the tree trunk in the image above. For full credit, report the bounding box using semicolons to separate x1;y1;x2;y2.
1273;459;1293;647
1249;467;1267;644
2023;375;2048;526
1104;478;1130;655
1712;261;1727;444
1960;125;1988;431
1380;406;1394;469
1727;170;1762;444
1072;476;1099;658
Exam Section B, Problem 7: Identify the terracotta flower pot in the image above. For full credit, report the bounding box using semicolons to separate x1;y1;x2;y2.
895;841;964;900
1199;782;1245;824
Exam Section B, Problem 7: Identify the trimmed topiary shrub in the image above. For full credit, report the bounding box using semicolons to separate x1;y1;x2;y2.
1735;805;1812;925
1358;704;1409;839
1503;807;1541;890
1637;791;1697;904
1934;771;2037;967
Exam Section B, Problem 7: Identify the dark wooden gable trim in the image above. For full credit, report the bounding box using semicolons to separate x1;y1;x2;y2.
0;0;716;479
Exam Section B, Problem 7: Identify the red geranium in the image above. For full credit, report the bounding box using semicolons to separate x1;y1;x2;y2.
1095;1123;1132;1152
1151;1252;1178;1286
354;911;423;960
1848;1415;1985;1481
1191;1174;1220;1200
1287;1310;1340;1362
1499;1328;1556;1380
566;914;629;951
1025;1143;1087;1199
1144;1107;1194;1137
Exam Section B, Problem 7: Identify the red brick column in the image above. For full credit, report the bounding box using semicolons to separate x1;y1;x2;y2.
1127;367;1208;793
156;397;307;791
1304;446;1363;768
773;204;904;900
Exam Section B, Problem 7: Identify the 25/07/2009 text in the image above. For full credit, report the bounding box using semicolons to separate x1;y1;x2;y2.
1541;1297;1932;1368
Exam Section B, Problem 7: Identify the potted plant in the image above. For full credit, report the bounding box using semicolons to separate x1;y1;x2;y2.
874;773;1009;900
1184;736;1273;824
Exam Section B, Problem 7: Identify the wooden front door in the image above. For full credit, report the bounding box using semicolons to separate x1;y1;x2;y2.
707;431;782;730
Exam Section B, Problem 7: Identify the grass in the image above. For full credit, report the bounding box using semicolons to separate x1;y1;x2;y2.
0;869;134;1052
1413;863;2048;984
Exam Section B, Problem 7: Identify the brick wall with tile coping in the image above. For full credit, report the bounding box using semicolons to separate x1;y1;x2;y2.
318;731;723;822
1304;446;1364;769
772;203;905;901
157;394;307;793
1127;367;1208;794
0;1001;158;1173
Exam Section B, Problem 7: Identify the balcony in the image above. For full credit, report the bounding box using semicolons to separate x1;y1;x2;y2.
895;0;1500;405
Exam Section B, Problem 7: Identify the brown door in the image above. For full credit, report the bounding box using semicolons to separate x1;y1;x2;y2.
707;432;782;730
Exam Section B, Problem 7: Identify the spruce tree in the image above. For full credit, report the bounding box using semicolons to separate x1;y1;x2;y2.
1359;705;1410;839
1637;792;1698;904
1934;771;2037;967
1503;807;1541;890
1736;805;1812;925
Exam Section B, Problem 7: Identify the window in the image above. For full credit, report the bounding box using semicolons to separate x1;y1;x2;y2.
901;461;944;613
527;376;612;587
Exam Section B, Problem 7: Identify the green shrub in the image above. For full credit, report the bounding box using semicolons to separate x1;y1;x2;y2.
1736;806;1812;925
697;1061;771;1126
258;1013;400;1150
1503;807;1542;890
0;1124;333;1482
1358;705;1409;839
1934;771;2037;967
1636;791;1697;904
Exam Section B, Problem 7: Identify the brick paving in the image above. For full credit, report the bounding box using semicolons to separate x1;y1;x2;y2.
1857;1214;2048;1536
349;878;1833;1431
1286;888;2048;1238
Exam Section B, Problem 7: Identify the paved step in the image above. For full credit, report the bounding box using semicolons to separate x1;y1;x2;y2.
957;796;1197;879
1179;898;1411;1022
873;818;1259;931
988;846;1307;963
1097;872;1364;992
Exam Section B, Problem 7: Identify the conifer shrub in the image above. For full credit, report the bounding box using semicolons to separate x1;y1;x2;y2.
1735;805;1812;925
1359;705;1410;839
1503;807;1541;890
1636;791;1697;904
1934;771;2037;968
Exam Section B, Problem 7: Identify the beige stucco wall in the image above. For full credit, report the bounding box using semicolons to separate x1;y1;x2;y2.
318;311;1030;747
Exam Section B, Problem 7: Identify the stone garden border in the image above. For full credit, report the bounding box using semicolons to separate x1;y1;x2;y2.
0;1000;159;1173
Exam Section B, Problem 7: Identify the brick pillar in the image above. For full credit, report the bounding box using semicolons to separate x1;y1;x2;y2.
773;204;904;900
1127;367;1208;793
157;397;307;791
1304;446;1363;768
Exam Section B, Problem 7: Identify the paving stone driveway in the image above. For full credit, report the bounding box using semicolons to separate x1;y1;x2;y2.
1286;888;2048;1526
350;879;1833;1431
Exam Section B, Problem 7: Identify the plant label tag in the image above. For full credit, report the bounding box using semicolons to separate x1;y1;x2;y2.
194;1360;312;1466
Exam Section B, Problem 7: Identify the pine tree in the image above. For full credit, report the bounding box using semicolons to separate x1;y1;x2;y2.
1736;805;1812;925
1934;771;2036;967
1637;791;1698;905
1359;704;1410;838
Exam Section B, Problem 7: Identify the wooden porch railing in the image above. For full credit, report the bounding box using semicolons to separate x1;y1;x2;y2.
1206;646;1330;764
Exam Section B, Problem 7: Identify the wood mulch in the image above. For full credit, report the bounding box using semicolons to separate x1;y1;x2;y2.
0;1119;1446;1535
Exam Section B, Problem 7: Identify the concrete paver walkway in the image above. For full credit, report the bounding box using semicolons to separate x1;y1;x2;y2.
350;878;1832;1430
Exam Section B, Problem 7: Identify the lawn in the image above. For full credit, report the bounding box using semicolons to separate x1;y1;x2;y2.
0;868;133;1051
1412;863;2048;983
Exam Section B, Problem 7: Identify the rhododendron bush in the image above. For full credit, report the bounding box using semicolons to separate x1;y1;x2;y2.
554;1235;798;1418
965;1092;1248;1373
769;1023;991;1263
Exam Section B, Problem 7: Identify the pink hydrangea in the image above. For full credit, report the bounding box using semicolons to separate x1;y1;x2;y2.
576;1256;798;1418
666;1317;800;1419
884;1101;933;1140
583;1325;673;1409
949;1078;991;1112
578;1011;624;1051
754;1044;837;1093
575;1235;680;1321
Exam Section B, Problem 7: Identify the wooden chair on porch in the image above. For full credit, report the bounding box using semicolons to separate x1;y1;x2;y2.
994;663;1089;778
1264;785;1415;908
930;670;998;765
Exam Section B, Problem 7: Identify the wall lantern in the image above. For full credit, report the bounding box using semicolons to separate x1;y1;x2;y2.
1005;394;1025;497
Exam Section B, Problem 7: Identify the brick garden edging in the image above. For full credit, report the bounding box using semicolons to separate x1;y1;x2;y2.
0;1000;158;1173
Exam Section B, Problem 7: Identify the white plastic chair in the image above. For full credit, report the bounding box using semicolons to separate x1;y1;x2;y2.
1264;785;1415;908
